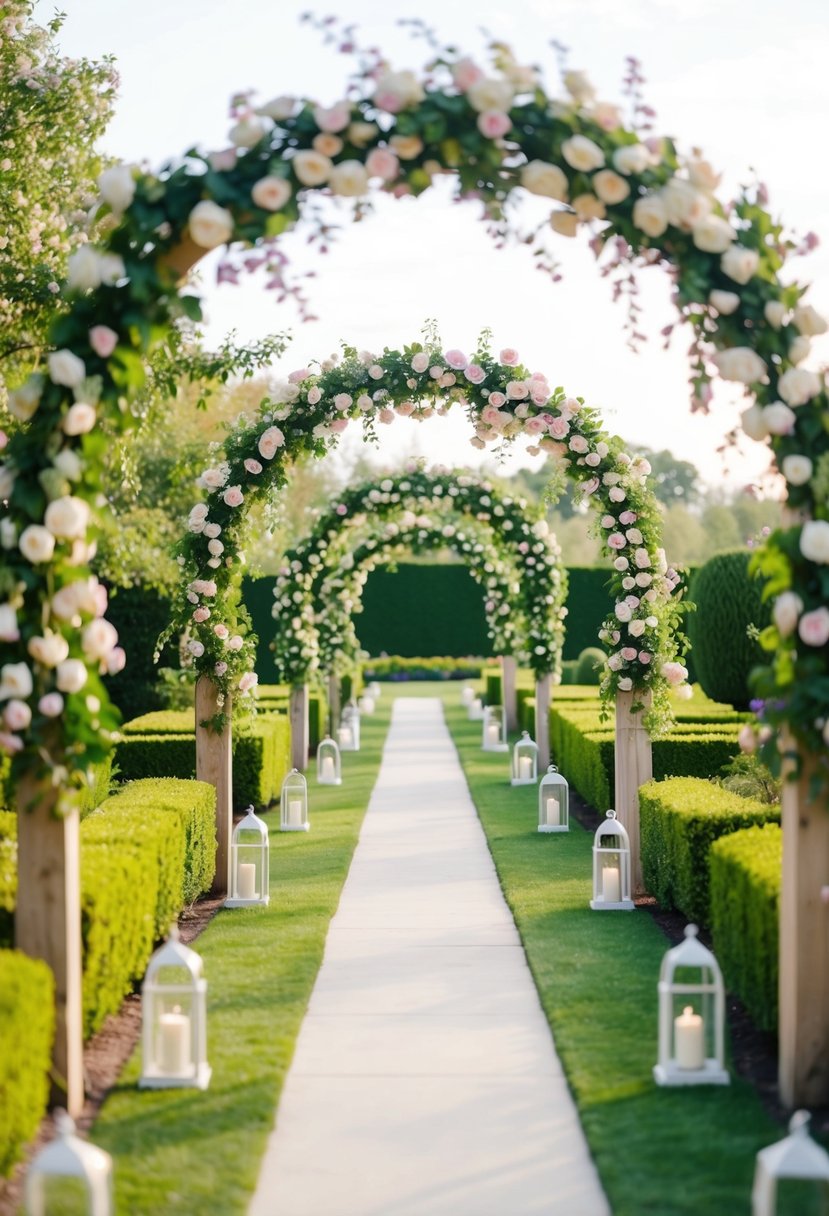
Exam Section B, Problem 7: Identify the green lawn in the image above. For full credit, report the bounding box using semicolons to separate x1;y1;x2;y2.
90;697;392;1215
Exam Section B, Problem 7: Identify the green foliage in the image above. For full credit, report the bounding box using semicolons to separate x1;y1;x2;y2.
575;646;606;685
0;950;54;1178
77;754;114;818
307;691;327;754
718;753;781;805
688;550;770;708
362;655;486;680
358;563;493;659
639;777;780;925
104;583;178;721
710;825;781;1031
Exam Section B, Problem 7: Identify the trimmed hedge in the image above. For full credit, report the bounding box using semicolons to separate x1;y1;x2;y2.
710;824;781;1032
0;950;55;1178
0;810;15;948
357;563;492;657
688;550;769;709
639;777;780;925
362;655;485;681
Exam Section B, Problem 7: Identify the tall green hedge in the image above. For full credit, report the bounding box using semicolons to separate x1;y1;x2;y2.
710;824;781;1032
688;550;769;709
639;777;780;925
103;582;178;720
0;951;54;1178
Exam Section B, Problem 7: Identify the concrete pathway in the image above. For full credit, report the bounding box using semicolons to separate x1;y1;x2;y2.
249;698;610;1216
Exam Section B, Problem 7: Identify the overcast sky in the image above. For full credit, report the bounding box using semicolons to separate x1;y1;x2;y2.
42;0;829;490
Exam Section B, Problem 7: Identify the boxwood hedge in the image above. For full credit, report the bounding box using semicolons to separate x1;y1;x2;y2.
0;950;54;1178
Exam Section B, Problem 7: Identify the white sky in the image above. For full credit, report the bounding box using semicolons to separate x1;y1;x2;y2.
43;0;829;490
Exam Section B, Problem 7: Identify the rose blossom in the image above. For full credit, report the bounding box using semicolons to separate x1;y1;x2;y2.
0;605;18;642
661;661;688;686
569;434;589;454
451;57;484;90
711;347;767;385
0;732;23;754
373;69;424;112
28;631;69;667
466;76;514;114
608;653;623;671
227;635;244;652
193;607;210;623
789;336;811;365
390;134;423;160
239;671;258;693
44;496;90;540
520;160;568;201
329;160;369;197
39;692;64;717
561;134;604;171
251;176;291;211
793;304;827;336
444;349;468;370
593;169;629;205
477;110;512;138
777;367;822;407
213;623;229;640
229;114;267;147
48;349;85;388
692;215;736;254
573;193;605;221
615;602;633;622
82;618;118;661
258;426;285;460
465;364;486;384
617;677;633;692
19;525;56;564
62;402;96;436
709;289;740;315
7;375;42;422
188;200;234;249
612;144;652;175
764;300;786;329
798;607;829;648
772;591;803;637
98;163;135;212
215;661;228;677
292;150;333;186
763;402;796;436
608;532;626;549
621;647;637;661
223;485;244;508
661;178;710;228
721;245;759;285
800;520;829;563
313;101;351;133
56;659;87;694
632;195;668;238
411;352;430;374
365;147;399;182
0;662;33;700
741;403;769;442
781;454;812;486
609;486;626;503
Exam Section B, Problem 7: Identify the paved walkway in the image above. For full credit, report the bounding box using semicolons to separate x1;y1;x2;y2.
249;698;609;1216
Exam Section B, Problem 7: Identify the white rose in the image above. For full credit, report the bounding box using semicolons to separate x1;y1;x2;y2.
19;525;56;564
573;193;605;221
328;160;369;197
466;77;514;114
56;659;88;694
53;449;83;481
1;519;16;551
778;367;822;407
763;402;796;435
563;70;595;104
229;115;268;148
520;160;568;202
44;495;90;539
48;349;86;388
711;347;767;385
62;402;96;436
256;95;295;121
592;169;629;205
550;211;578;237
67;245;105;291
693;215;736;254
764;301;786;329
82;618;118;661
793;304;827;337
0;605;18;641
98;163;135;212
612;144;652;175
374;69;425;110
789;336;811;366
0;464;14;500
251;176;291;210
7;375;43;422
772;591;803;637
721;245;759;285
188;504;209;533
292;150;333;187
188;200;234;250
740;403;769;442
28;632;69;667
632;194;668;238
561;134;605;172
3;699;31;732
709;290;740;315
99;253;125;285
800;519;829;564
661;177;711;228
687;159;721;192
781;454;813;486
0;662;33;700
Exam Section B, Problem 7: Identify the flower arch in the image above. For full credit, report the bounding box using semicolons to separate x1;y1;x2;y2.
271;466;568;687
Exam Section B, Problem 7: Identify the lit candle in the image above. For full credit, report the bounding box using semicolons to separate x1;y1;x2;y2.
469;698;482;718
545;795;560;826
602;864;621;903
320;756;335;781
485;723;500;746
518;756;533;780
360;695;375;714
288;799;303;827
158;1006;191;1075
461;686;474;705
238;861;257;900
674;1006;705;1070
338;726;353;747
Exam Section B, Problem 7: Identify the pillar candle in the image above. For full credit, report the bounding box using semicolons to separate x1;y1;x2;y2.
469;698;482;718
461;686;474;705
485;723;500;746
518;756;533;779
602;864;621;903
360;695;375;714
288;798;303;827
158;1006;191;1075
338;726;353;747
675;1006;705;1069
320;756;335;780
545;795;560;826
238;861;257;899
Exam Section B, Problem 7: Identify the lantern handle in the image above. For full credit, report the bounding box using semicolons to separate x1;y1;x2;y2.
605;809;618;821
547;764;558;773
684;923;699;940
790;1110;811;1136
54;1109;75;1138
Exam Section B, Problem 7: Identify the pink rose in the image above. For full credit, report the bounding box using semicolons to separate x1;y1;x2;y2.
244;458;263;475
39;692;64;717
365;147;399;181
584;451;601;467
89;325;118;358
617;677;633;692
213;623;229;640
4;699;31;731
609;486;626;503
444;349;468;370
411;352;430;373
569;435;589;454
621;647;637;661
313;102;351;133
615;602;633;622
661;661;688;686
305;386;321;406
549;417;570;439
368;364;384;380
638;651;652;664
258;425;285;459
0;732;23;754
106;647;126;675
288;367;311;383
530;389;549;406
238;671;258;692
193;607;210;623
613;556;629;571
429;365;444;379
227;635;244;651
738;723;757;754
329;418;347;433
477;110;512;138
223;485;244;507
619;510;637;525
452;57;485;91
601;515;615;528
583;477;600;495
379;408;395;424
500;348;519;365
608;532;626;550
333;393;353;411
523;416;545;434
438;372;456;388
396;401;415;416
215;661;228;676
465;364;486;384
634;548;651;569
506;380;529;400
488;391;506;408
798;606;829;647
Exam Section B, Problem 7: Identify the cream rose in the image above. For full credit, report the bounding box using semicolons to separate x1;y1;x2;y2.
257;95;295;121
7;375;42;422
67;245;105;292
612;144;652;175
0;662;33;700
63;402;96;436
632;195;668;238
0;605;18;642
721;245;759;285
709;289;740;315
251;176;291;211
329;160;369;197
28;631;70;667
258;425;285;460
573;194;605;221
3;699;31;732
793;303;827;336
373;69;425;112
44;496;90;540
98;164;135;212
740;403;769;441
789;336;811;366
19;525;56;564
520;160;568;202
563;69;595;104
561;134;605;172
778;367;822;407
550;211;578;237
229;114;268;148
466;77;514;114
82;618;118;661
188;200;234;249
687;159;721;191
48;349;86;388
763;402;796;435
781;454;813;486
661;178;711;228
800;520;829;563
764;301;786;329
711;347;767;385
692;215;736;254
592;170;629;205
292;150;333;187
56;659;88;694
53;449;83;481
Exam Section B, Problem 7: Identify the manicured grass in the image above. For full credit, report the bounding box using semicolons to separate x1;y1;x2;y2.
90;698;392;1215
433;683;817;1216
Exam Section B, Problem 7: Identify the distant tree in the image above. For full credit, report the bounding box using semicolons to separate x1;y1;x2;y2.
634;447;702;507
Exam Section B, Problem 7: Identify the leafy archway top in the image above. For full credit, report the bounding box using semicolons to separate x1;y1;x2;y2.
271;465;568;685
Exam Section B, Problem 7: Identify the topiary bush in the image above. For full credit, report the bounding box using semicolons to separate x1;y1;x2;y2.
710;823;781;1032
688;550;770;709
0;950;54;1178
575;647;606;685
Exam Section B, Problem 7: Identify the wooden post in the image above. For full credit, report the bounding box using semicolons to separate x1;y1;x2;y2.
535;674;552;772
195;676;233;897
614;690;653;895
779;751;829;1107
290;683;310;772
501;655;518;733
15;778;84;1115
327;671;341;738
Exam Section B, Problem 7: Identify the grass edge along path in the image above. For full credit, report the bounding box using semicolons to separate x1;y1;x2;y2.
88;699;393;1216
438;686;805;1216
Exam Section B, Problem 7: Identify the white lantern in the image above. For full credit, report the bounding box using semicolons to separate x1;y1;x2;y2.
227;806;270;904
460;683;475;706
752;1111;829;1216
467;696;484;721
338;701;360;751
368;681;381;698
590;810;634;910
316;735;342;785
538;765;569;832
280;767;310;833
482;704;508;752
511;731;538;785
24;1111;113;1216
654;923;729;1086
358;693;375;714
139;925;210;1089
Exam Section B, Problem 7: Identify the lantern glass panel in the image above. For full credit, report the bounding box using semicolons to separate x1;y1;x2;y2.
280;770;309;832
31;1177;89;1215
317;737;341;784
482;705;508;751
512;731;538;784
338;705;360;750
538;766;569;832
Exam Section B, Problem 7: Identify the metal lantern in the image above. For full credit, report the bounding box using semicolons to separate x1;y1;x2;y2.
467;696;484;721
358;692;375;714
590;810;634;911
280;768;310;833
511;731;539;786
538;765;569;833
338;701;360;751
226;806;270;905
24;1111;113;1216
752;1111;829;1216
139;925;210;1090
654;923;729;1086
460;683;475;706
316;735;342;785
482;704;509;752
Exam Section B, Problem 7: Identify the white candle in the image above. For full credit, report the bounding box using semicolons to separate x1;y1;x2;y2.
369;682;380;698
338;726;353;747
675;1006;705;1070
461;686;474;705
518;756;533;779
469;698;482;717
288;798;303;827
158;1006;191;1075
320;756;335;780
602;864;621;903
359;695;375;714
485;723;500;746
238;861;257;900
545;796;560;826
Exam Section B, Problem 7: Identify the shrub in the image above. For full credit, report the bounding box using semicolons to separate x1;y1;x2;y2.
308;690;327;754
575;647;605;685
103;582;177;720
639;777;780;925
710;824;781;1031
108;778;216;903
688;550;770;709
0;951;54;1178
0;813;17;948
718;753;781;805
361;655;486;680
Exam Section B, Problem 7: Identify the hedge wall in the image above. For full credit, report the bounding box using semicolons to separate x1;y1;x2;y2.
639;777;780;926
362;656;485;682
357;563;492;657
710;823;781;1032
102;581;179;721
0;951;54;1179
